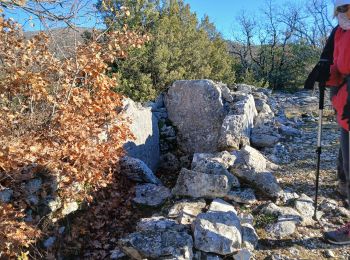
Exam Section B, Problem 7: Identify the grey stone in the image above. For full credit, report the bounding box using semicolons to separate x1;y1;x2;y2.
165;80;226;153
62;201;79;216
231;146;282;198
234;145;267;172
172;168;230;198
43;236;56;249
233;249;252;260
121;97;160;172
279;188;300;204
225;189;256;204
268;143;291;164
192;151;237;169
294;193;314;218
120;156;161;185
193;199;242;255
110;248;126;259
242;223;259;250
0;188;13;203
219;83;234;103
137;217;186;232
236;84;256;93
218;114;251;150
279;125;301;137
192;160;240;188
25;178;42;194
266;216;296;238
261;202;302;223
168;199;207;225
133;184;171;207
218;93;257;150
251;125;280;148
119;230;193;260
208;198;237;214
254;110;275;128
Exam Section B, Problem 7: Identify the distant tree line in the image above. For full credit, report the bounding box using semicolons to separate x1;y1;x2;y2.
231;0;334;90
95;0;335;101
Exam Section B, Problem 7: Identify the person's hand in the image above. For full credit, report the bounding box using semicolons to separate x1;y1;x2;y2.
315;59;331;84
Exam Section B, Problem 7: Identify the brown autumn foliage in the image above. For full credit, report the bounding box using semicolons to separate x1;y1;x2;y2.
0;6;148;257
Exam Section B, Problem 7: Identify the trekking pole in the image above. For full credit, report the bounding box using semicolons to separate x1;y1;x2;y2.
313;80;326;220
346;76;350;210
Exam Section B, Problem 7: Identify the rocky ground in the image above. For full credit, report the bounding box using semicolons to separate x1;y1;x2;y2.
253;90;350;259
111;85;350;260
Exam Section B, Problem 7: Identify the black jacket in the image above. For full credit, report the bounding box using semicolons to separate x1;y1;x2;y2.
304;26;339;90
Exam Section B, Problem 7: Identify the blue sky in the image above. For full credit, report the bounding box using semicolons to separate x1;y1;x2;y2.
4;0;335;39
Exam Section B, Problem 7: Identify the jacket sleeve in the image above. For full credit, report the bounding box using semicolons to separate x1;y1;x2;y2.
326;27;343;87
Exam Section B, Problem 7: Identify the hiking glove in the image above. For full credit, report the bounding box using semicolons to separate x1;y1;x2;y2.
315;59;331;84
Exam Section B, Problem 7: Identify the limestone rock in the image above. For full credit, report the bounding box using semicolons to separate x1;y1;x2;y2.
261;202;302;223
294;193;314;218
233;249;252;260
137;216;186;232
225;189;256;204
192;159;240;188
230;146;282;198
121;97;160;172
172;168;230;198
193;199;242;255
133;184;171;207
165;80;226;153
192;151;237;170
266;216;296;238
242;223;259;250
120;156;161;185
119;230;193;260
218;93;257;150
251;125;280;148
168;199;207;225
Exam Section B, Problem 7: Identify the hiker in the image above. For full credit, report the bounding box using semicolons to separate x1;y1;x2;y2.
322;0;350;245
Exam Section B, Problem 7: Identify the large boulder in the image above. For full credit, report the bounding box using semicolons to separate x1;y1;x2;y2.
164;80;226;153
172;168;231;198
121;98;160;172
193;199;242;255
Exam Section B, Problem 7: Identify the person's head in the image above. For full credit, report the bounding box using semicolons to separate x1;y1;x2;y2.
334;0;350;19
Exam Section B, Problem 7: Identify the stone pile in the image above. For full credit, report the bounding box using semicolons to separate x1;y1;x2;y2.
114;81;349;259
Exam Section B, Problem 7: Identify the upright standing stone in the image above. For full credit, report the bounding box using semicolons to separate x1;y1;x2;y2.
121;98;160;172
165;80;226;153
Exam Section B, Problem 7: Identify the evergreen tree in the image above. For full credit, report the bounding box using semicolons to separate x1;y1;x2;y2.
98;0;236;102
